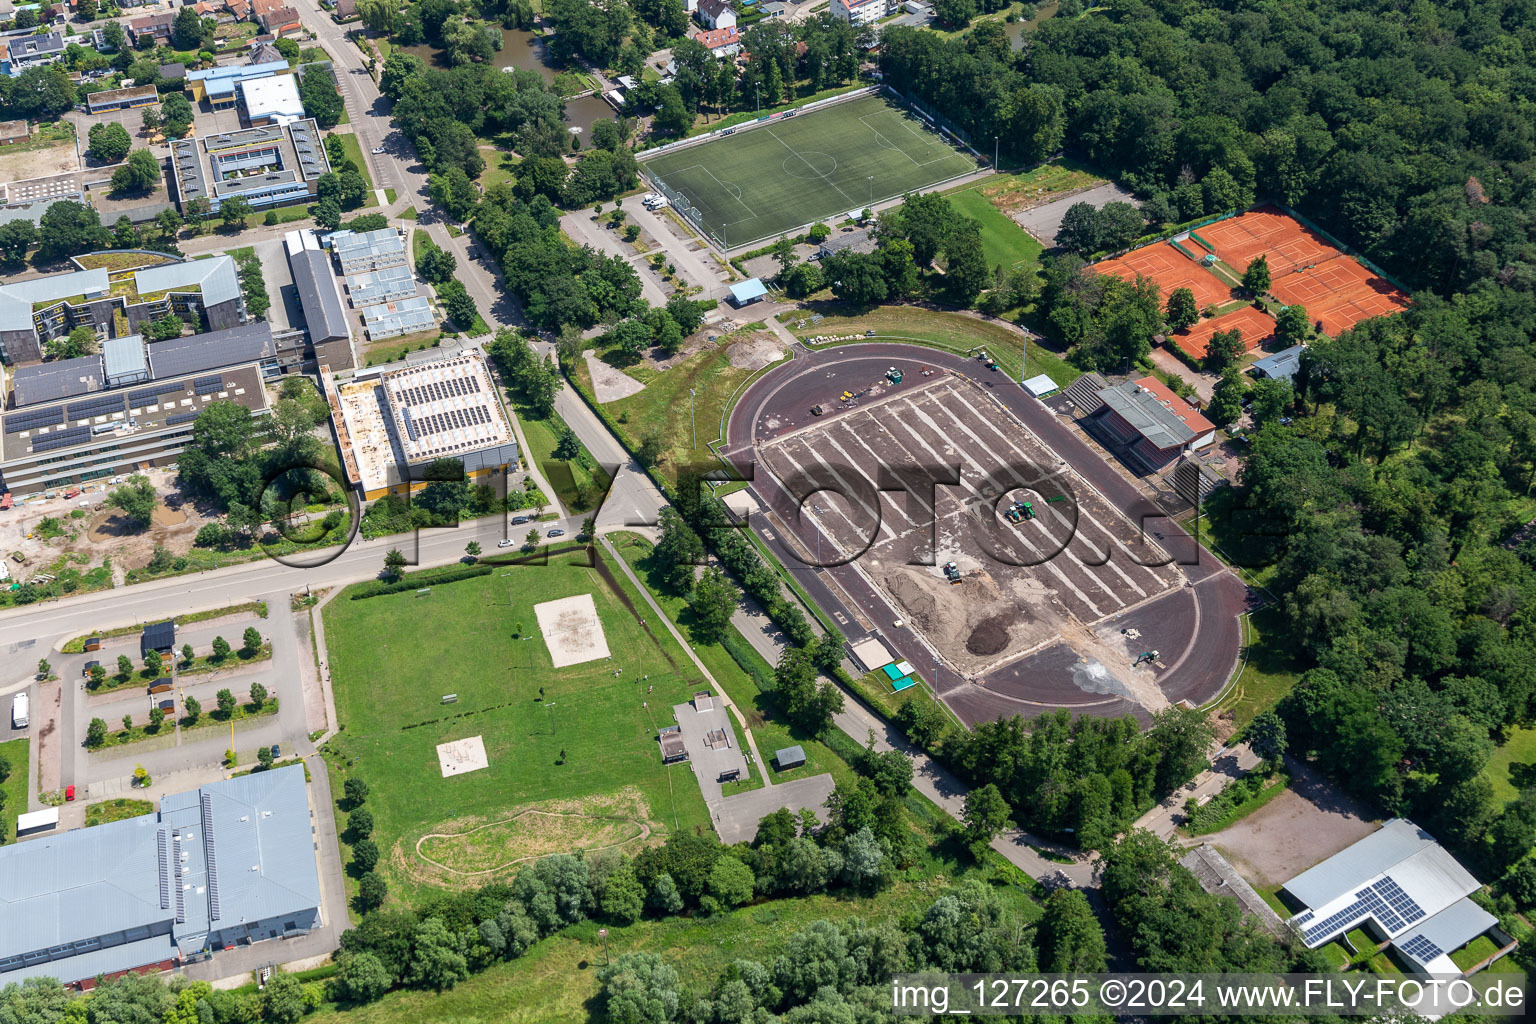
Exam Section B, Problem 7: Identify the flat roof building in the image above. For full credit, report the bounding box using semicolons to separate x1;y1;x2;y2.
170;119;329;214
1092;376;1216;470
1282;819;1509;975
0;119;28;145
775;745;806;769
0;766;321;989
329;227;408;275
186;58;290;108
1248;344;1305;382
818;228;877;258
728;278;767;307
85;85;159;113
344;265;416;307
241;73;303;125
360;295;434;340
0;32;65;75
331;352;518;500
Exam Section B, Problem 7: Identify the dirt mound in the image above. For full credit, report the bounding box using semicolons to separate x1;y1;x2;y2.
727;332;786;371
966;615;1013;656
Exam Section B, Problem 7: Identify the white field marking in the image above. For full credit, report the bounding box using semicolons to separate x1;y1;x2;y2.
699;164;760;221
933;391;1155;600
893;393;1115;615
857;114;923;168
839;413;941;521
890;111;969;165
943;385;1173;590
769;438;898;546
765;127;860;209
815;424;927;532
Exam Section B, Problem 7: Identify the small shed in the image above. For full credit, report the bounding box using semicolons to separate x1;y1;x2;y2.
849;636;893;672
140;620;175;656
775;745;806;770
16;807;59;836
0;120;29;147
728;278;767;307
658;725;688;763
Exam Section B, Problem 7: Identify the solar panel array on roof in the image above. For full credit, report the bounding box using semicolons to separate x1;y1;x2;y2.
129;381;188;405
4;407;64;434
164;411;201;426
1398;934;1443;963
30;426;93;453
11;356;104;407
194;374;224;395
66;394;127;421
200;793;220;922
405;404;492;440
156;831;169;910
146;322;273;379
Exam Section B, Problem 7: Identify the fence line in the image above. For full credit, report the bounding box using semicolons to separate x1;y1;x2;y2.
636;85;882;163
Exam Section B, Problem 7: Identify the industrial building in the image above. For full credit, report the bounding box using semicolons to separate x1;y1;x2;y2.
1282;819;1513;975
1091;376;1215;470
330;352;518;500
170;119;329;214
344;265;416;307
0;766;322;989
328;227;408;275
1248;344;1305;382
285;228;355;371
0;322;275;495
0;256;245;367
360;295;434;340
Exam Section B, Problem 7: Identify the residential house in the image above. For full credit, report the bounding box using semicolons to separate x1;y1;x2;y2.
696;0;736;30
693;25;740;56
126;12;174;44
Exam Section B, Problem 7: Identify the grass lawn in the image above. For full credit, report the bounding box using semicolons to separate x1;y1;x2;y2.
322;551;716;903
480;151;518;192
1202;605;1302;732
598;337;769;485
0;738;28;842
85;797;153;827
1485;724;1536;803
401;206;419;220
511;400;612;514
1450;934;1502;971
946;186;1044;272
779;303;1078;387
329;132;378;206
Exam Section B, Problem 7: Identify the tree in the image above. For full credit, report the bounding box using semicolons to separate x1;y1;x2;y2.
37;201;108;261
1165;287;1199;331
1094;201;1144;251
408;916;469;990
213;689;235;718
439;279;480;331
344;777;369;805
1248;377;1293;423
1056;202;1101;255
648;872;684;915
161;93;194;138
417;238;457;283
108;146;160;190
1242;254;1271;294
183;694;201;722
140;105;163;133
219;195;253;228
357;872;388;911
148;312;184;341
1038;889;1107;972
1274;303;1309;345
297;67;344;129
598;953;682;1024
637;433;665;468
961;783;1011;854
1207;366;1247;427
687;567;737;644
349;807;375;839
351;837;380;872
313;197;344;232
771;234;797;278
242;626;262;654
0;219;36;267
652;84;692;137
212;635;231;660
87;717;108;747
172;5;207;49
123;713;133;731
87;121;131;163
144;648;162;676
89;663;107;688
333;951;392;1004
103;19;126;49
241;682;266;713
117;654;134;678
106;474;157;527
707;855;755;908
181;643;195;665
1204;327;1246;372
1247;709;1288;762
46;324;96;360
383;548;407;580
149;706;165;729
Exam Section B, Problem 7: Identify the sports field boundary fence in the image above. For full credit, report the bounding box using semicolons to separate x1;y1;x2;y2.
638;86;986;254
1277;203;1413;295
882;85;982;161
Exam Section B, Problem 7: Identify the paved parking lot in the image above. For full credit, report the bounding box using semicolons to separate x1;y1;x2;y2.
715;774;834;844
758;376;1183;708
670;694;749;807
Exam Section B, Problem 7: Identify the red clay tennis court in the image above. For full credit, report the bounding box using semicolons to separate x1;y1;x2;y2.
1168;305;1278;361
1094;242;1230;309
1192;207;1337;274
1269;256;1411;337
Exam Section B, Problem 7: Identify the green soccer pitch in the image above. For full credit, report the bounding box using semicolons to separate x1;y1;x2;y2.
640;92;980;249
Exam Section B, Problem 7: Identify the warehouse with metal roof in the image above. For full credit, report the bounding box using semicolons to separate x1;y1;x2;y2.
1282;818;1511;975
0;766;321;989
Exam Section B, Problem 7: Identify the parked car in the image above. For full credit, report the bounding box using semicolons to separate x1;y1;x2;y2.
511;515;529;524
548;528;565;537
372;146;385;154
272;742;281;758
65;785;75;802
498;539;514;548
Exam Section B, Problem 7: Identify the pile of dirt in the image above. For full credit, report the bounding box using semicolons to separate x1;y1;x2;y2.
966;615;1013;656
727;332;787;371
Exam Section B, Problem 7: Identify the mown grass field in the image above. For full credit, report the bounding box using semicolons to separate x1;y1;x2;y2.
322;549;714;902
511;400;612;513
947;185;1045;272
1485;724;1536;804
0;738;28;843
1203;605;1303;733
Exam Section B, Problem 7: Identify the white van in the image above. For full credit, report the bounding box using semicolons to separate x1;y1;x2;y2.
645;196;670;211
11;692;29;729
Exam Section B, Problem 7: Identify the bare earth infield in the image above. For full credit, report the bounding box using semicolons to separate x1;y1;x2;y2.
1201;773;1378;890
401;787;657;886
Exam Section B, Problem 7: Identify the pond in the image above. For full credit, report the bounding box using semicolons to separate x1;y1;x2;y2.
397;27;616;137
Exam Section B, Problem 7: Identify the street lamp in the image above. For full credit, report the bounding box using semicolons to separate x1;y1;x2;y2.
688;388;697;449
994;135;999;168
867;175;873;209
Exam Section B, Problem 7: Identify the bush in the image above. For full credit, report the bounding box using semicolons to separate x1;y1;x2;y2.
350;564;492;599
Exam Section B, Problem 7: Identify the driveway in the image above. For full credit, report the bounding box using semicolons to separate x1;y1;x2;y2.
716;774;834;843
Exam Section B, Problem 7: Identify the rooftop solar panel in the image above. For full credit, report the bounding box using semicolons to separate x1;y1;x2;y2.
67;394;127;420
164;411;201;426
30;425;93;453
5;407;65;433
129;381;188;405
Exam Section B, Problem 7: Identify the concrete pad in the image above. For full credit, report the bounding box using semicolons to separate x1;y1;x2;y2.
584;350;645;403
534;593;611;668
437;735;488;777
716;774;835;844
